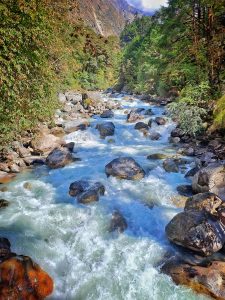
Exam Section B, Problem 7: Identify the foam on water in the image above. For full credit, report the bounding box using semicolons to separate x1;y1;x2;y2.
0;95;208;299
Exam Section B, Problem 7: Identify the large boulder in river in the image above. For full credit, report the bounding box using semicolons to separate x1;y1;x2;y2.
46;147;74;169
31;133;62;155
162;259;225;300
100;110;114;118
149;131;161;141
69;180;105;204
192;163;225;199
166;193;225;256
134;122;149;131
105;157;145;180
127;109;144;123
155;117;166;125
96;122;115;138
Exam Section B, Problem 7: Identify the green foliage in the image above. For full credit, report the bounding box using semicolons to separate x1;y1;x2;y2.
214;95;225;128
0;0;120;144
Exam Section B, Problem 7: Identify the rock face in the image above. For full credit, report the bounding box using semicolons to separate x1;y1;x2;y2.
0;238;53;299
166;192;225;256
69;180;105;204
46;148;74;169
162;259;225;300
105;157;145;180
192;163;225;200
96;122;115;138
109;211;127;233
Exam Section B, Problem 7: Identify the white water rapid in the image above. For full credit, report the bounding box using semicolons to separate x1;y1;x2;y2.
0;94;208;300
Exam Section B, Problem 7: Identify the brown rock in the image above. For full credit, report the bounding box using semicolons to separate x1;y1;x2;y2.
31;133;62;155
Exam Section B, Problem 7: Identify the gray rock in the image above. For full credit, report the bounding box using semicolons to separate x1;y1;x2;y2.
149;131;161;141
105;157;145;180
127;110;144;123
96;122;115;138
155;117;166;125
58;92;67;104
134;122;149;131
177;185;193;197
163;159;179;173
46;147;74;169
100;110;114;118
109;211;127;233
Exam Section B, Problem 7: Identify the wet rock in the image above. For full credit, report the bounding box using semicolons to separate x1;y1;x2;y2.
23;156;46;166
23;182;32;190
109;211;127;233
105;157;145;180
144;108;154;116
170;195;188;208
46;147;74;169
0;255;53;299
0;199;9;209
155;117;166;125
69;180;105;204
107;138;115;144
63;142;75;152
176;185;193;197
0;238;11;260
0;172;16;184
149;131;161;141
163;159;179;173
10;164;20;173
192;163;225;199
64;120;89;134
165;210;225;256
184;192;223;215
171;128;184;138
0;187;8;192
183;147;195;156
134;122;149;131
169;137;180;144
96;122;115;138
162;259;225;300
127;110;144;123
147;153;168;160
185;166;200;178
100;110;114;118
200;151;217;165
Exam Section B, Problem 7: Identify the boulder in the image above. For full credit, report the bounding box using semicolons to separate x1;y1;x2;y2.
147;153;168;160
163;159;179;173
162;259;225;300
166;210;225;256
134;122;149;131
69;180;105;204
31;133;61;155
58;92;67;103
144;108;154;116
148;119;152;127
109;211;127;233
64;120;89;134
192;163;225;199
127;110;144;123
0;200;9;209
96;122;115;138
185;166;200;178
149;132;161;141
169;137;180;144
155;117;166;125
171;128;184;138
50;127;65;137
0;255;53;299
46;147;74;169
105;157;145;180
100;110;114;118
176;185;193;197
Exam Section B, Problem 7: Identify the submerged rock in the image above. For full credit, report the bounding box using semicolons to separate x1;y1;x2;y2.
192;163;225;199
105;157;145;180
69;180;105;204
149;131;161;141
109;211;127;233
46;147;74;169
0;199;9;209
162;259;225;300
147;153;168;160
100;110;114;118
134;122;149;131
96;122;115;138
163;159;179;173
155;117;166;125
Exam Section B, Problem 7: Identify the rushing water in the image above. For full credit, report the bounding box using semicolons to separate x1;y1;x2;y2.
0;95;208;300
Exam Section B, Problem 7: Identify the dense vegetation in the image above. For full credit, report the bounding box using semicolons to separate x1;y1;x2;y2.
119;0;225;134
0;0;120;143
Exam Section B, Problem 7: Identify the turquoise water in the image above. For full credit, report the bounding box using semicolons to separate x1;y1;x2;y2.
0;95;208;300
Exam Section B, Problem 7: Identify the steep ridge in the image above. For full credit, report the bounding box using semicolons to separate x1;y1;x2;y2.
74;0;140;36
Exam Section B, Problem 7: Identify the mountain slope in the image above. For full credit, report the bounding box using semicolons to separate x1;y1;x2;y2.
74;0;140;36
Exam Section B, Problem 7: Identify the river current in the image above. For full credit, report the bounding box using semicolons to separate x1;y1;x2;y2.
0;94;208;300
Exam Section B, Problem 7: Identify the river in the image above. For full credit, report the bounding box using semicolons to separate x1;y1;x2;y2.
0;94;208;300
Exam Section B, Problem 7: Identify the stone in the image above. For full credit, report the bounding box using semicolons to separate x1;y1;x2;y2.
176;185;193;197
105;157;145;180
63;142;75;152
162;259;225;300
46;147;74;169
127;110;144;123
10;164;20;173
185;166;200;178
31;133;61;155
134;122;149;131
169;137;180;144
155;117;166;125
144;108;154;116
0;163;10;173
148;119;152;127
23;182;32;190
58;92;67;103
0;255;53;299
12;141;31;158
184;192;223;215
200;152;217;165
170;195;188;208
100;110;114;118
69;180;105;204
165;210;225;256
0;172;16;184
109;211;127;233
192;163;225;199
62;103;72;113
147;153;168;160
149;131;161;141
96;122;115;138
163;159;179;173
171;128;184;138
64;120;89;134
0;199;9;209
50;127;65;137
65;91;82;104
0;187;8;192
